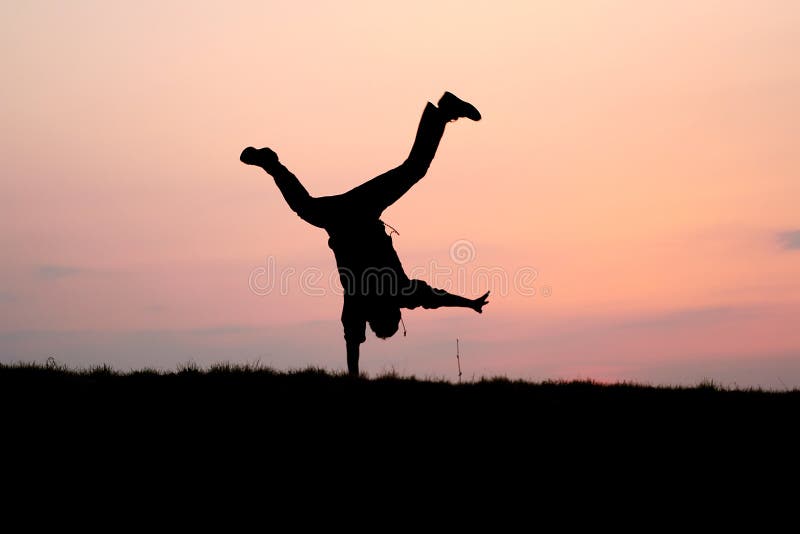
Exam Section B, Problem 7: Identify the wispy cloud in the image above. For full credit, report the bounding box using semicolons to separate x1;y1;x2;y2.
778;230;800;250
617;305;757;331
35;265;84;279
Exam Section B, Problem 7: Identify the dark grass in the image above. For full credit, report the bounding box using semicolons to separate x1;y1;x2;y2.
3;361;797;483
4;361;798;453
4;361;798;425
5;359;797;395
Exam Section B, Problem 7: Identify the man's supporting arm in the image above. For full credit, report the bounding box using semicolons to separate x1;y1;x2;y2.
342;297;367;376
346;339;361;376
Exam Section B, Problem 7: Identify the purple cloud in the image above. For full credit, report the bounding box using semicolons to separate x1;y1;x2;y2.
778;230;800;250
36;265;84;279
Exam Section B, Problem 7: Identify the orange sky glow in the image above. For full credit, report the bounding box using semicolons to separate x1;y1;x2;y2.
2;1;799;386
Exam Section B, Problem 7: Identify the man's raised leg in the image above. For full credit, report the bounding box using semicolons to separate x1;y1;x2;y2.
341;92;481;217
241;146;330;228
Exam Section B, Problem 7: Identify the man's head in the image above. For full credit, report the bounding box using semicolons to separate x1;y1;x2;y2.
368;305;401;339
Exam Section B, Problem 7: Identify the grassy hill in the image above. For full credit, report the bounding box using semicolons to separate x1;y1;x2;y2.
4;361;797;428
4;361;796;483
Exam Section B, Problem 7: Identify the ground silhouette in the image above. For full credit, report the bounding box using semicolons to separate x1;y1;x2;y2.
5;361;790;509
4;361;797;435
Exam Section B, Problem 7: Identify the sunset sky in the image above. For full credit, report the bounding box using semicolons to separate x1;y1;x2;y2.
2;1;799;386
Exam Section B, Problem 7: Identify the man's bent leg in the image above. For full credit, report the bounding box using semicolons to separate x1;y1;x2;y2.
401;279;490;313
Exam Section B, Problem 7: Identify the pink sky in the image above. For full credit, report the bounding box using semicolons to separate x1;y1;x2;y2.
2;1;799;386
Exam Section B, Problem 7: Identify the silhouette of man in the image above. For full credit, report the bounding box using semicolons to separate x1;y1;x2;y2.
241;91;489;375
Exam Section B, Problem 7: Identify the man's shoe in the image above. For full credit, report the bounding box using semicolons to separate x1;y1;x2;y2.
240;146;279;168
438;91;481;121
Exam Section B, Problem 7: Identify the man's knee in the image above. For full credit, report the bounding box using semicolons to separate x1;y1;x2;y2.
288;196;327;228
401;157;431;180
